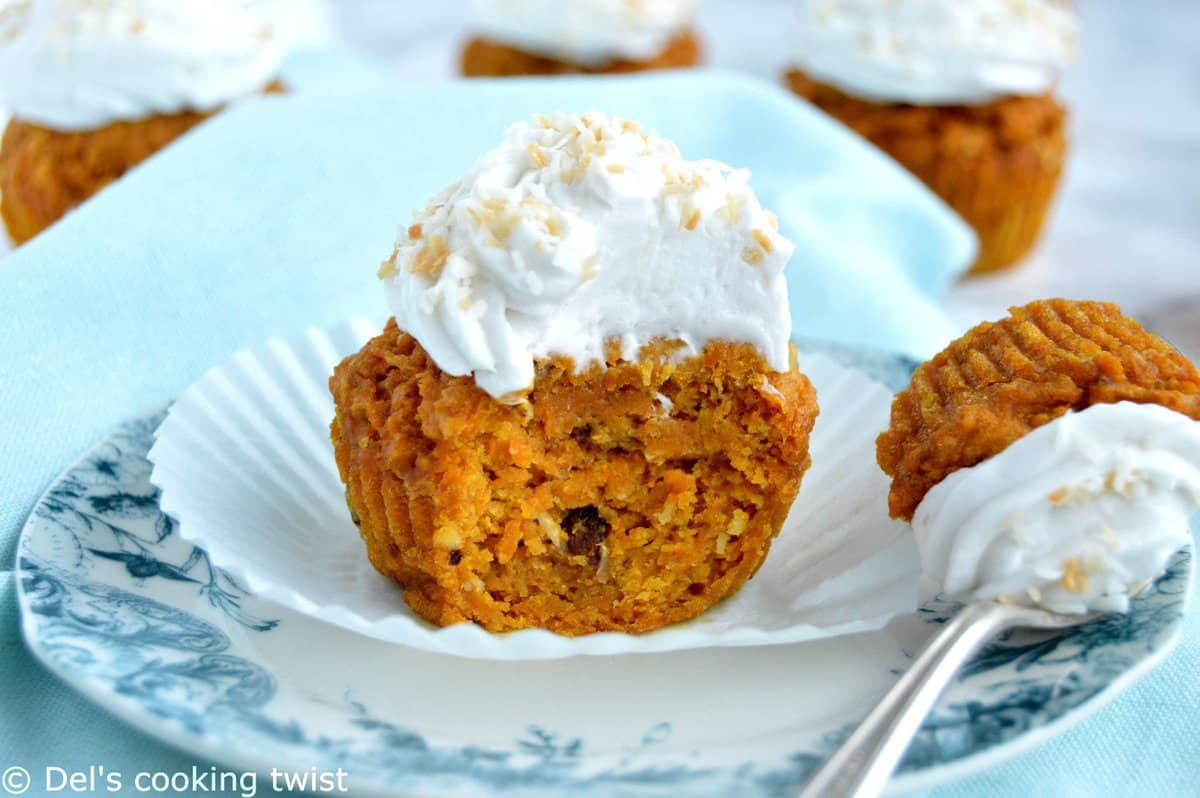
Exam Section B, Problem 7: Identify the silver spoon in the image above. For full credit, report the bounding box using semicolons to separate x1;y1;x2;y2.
797;596;1134;798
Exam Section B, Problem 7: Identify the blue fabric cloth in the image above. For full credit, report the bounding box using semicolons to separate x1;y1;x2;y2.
4;52;1192;797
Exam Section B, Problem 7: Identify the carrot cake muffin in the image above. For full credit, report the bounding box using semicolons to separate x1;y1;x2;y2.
461;0;701;77
786;0;1078;274
0;0;285;244
330;111;817;635
878;299;1200;613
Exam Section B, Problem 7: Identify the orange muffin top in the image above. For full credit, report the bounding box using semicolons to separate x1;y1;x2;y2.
786;69;1065;156
877;299;1200;521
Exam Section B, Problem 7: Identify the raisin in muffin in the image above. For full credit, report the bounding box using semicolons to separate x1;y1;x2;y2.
330;111;818;635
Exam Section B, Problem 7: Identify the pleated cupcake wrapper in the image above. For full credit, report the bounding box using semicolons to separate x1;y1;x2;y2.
149;318;916;660
903;133;1066;275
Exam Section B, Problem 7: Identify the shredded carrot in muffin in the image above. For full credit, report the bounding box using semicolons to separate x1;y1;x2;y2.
330;319;818;635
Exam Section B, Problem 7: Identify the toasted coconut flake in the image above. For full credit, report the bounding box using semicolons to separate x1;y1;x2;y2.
1059;557;1089;594
411;235;449;277
724;192;745;224
377;248;400;279
526;143;548;168
581;254;601;280
752;229;774;253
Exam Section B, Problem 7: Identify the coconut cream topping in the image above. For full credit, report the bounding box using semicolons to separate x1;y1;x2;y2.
380;110;794;399
914;402;1200;615
0;0;283;130
793;0;1078;105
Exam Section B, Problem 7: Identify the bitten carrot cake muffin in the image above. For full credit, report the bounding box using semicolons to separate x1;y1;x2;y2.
330;111;818;635
0;0;284;244
786;0;1077;274
461;0;701;77
878;299;1200;613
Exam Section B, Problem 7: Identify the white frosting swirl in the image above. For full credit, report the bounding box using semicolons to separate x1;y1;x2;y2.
469;0;697;65
915;403;1200;615
381;110;794;399
0;0;284;131
793;0;1078;105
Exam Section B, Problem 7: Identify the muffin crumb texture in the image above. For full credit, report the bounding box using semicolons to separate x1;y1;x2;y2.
330;320;818;635
878;299;1200;520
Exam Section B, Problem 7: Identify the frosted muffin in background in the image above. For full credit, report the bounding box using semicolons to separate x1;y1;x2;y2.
461;0;701;77
786;0;1078;274
0;0;285;244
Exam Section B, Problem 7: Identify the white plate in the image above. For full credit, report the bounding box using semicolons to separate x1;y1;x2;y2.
147;320;914;659
17;342;1194;797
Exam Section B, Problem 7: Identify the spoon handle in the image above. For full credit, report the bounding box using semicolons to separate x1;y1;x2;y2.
797;602;1018;798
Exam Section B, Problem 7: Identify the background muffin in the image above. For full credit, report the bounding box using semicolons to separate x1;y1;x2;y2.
461;0;701;76
330;111;817;635
786;0;1078;274
0;0;285;243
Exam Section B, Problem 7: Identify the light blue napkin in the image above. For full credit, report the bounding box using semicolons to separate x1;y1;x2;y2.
13;52;1188;798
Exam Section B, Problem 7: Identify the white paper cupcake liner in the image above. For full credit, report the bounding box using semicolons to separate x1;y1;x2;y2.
149;318;916;660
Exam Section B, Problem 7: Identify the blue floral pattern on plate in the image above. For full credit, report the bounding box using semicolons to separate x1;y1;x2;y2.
16;342;1194;797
